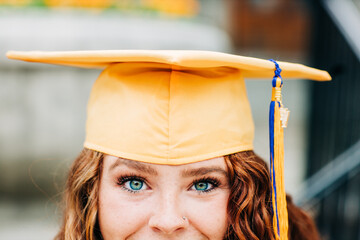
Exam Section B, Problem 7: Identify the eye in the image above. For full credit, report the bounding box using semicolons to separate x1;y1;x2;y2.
117;176;148;193
190;177;219;193
194;182;210;191
125;179;144;191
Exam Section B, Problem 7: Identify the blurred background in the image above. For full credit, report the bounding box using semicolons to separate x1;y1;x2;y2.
0;0;359;239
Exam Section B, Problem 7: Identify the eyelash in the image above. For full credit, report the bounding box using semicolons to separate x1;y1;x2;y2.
117;174;148;194
190;177;220;194
116;175;221;194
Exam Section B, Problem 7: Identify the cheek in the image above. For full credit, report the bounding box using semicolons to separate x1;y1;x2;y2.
98;183;150;239
185;192;230;238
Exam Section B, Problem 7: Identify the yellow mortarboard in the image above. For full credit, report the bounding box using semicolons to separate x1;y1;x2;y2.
7;50;331;240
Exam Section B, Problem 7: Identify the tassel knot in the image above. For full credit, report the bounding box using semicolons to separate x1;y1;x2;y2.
272;77;283;102
269;59;283;87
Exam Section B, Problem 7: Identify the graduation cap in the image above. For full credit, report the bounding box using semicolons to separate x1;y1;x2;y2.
7;50;331;240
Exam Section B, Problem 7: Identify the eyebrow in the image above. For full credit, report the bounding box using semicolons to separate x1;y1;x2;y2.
109;158;158;176
109;158;228;178
181;166;228;178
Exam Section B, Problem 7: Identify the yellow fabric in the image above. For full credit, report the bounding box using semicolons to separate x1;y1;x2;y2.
6;50;331;165
271;79;289;240
84;62;253;164
7;50;331;81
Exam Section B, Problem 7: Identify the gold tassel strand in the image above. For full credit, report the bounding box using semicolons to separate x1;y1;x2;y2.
270;69;289;239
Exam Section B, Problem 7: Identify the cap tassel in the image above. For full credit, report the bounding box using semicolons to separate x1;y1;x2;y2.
269;59;289;240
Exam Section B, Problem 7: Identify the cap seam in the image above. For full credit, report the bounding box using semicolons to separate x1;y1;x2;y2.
167;65;174;163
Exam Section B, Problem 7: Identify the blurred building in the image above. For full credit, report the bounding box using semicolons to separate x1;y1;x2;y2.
226;0;311;59
299;0;360;239
1;0;359;239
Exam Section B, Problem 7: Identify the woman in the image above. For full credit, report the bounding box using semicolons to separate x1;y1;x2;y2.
55;149;320;240
7;50;331;240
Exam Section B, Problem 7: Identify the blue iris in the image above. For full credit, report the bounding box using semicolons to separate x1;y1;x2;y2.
129;180;143;191
194;182;209;191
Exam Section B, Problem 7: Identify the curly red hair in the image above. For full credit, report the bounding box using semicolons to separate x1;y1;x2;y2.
224;151;320;240
55;149;320;240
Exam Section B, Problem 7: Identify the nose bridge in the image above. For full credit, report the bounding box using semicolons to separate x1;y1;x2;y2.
149;188;187;234
160;188;179;213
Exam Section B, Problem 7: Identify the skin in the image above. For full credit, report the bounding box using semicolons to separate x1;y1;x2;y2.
98;155;231;240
